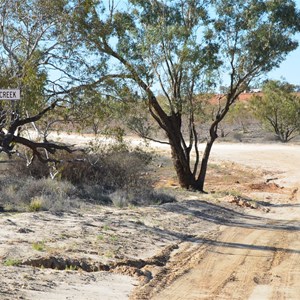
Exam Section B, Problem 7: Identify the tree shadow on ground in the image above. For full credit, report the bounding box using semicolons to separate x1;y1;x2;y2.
140;199;300;255
197;237;300;254
256;200;300;208
160;199;300;232
146;224;300;254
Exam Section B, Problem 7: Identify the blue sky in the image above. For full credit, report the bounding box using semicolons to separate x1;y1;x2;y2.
267;0;300;86
267;34;300;86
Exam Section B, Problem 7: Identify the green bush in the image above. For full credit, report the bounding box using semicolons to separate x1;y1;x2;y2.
29;197;43;212
250;80;300;142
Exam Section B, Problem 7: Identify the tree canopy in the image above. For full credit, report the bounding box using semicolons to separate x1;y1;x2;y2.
0;0;78;161
251;80;300;142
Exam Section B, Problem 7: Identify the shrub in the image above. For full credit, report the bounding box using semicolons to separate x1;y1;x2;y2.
32;241;45;251
250;80;300;142
29;197;43;212
75;184;112;205
110;188;176;207
0;177;77;212
4;258;22;266
57;146;153;193
10;157;50;179
1;143;174;208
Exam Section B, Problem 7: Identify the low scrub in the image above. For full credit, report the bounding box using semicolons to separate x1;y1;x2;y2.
110;189;176;208
0;176;77;212
0;144;175;210
10;145;152;190
58;146;152;190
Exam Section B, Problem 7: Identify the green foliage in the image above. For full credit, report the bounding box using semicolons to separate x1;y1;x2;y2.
225;101;255;133
65;265;78;271
32;241;46;252
250;80;300;142
71;0;220;110
213;0;300;80
28;197;43;212
0;0;68;116
0;0;78;163
70;89;134;135
102;224;111;231
4;258;22;267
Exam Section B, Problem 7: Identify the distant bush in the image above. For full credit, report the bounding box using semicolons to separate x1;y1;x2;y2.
250;80;300;142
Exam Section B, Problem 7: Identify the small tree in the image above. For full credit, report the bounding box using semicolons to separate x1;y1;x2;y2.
225;101;256;134
251;80;300;142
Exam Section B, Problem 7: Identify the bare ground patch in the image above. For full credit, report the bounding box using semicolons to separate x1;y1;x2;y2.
0;185;268;300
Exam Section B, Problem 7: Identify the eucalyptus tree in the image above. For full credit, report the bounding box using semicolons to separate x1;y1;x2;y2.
70;0;300;191
0;0;79;161
251;80;300;142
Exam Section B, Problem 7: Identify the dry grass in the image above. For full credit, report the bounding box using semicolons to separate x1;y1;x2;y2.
0;176;77;212
0;144;176;211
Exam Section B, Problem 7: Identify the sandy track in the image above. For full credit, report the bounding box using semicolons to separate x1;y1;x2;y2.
139;142;300;300
209;143;300;187
151;223;300;300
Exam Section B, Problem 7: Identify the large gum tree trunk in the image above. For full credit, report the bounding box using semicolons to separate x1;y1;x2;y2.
149;94;220;192
170;144;195;189
168;122;218;192
196;123;218;191
164;113;197;190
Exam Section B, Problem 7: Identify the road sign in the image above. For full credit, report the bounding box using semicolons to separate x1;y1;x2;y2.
0;89;20;100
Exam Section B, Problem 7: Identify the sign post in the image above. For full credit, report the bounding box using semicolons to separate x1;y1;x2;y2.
0;89;20;100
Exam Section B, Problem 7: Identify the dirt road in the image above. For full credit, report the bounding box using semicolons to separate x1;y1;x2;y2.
146;143;300;300
52;135;300;300
5;132;299;299
151;221;300;299
210;143;300;186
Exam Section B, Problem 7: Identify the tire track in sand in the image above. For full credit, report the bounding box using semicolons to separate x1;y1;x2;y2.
151;221;300;299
